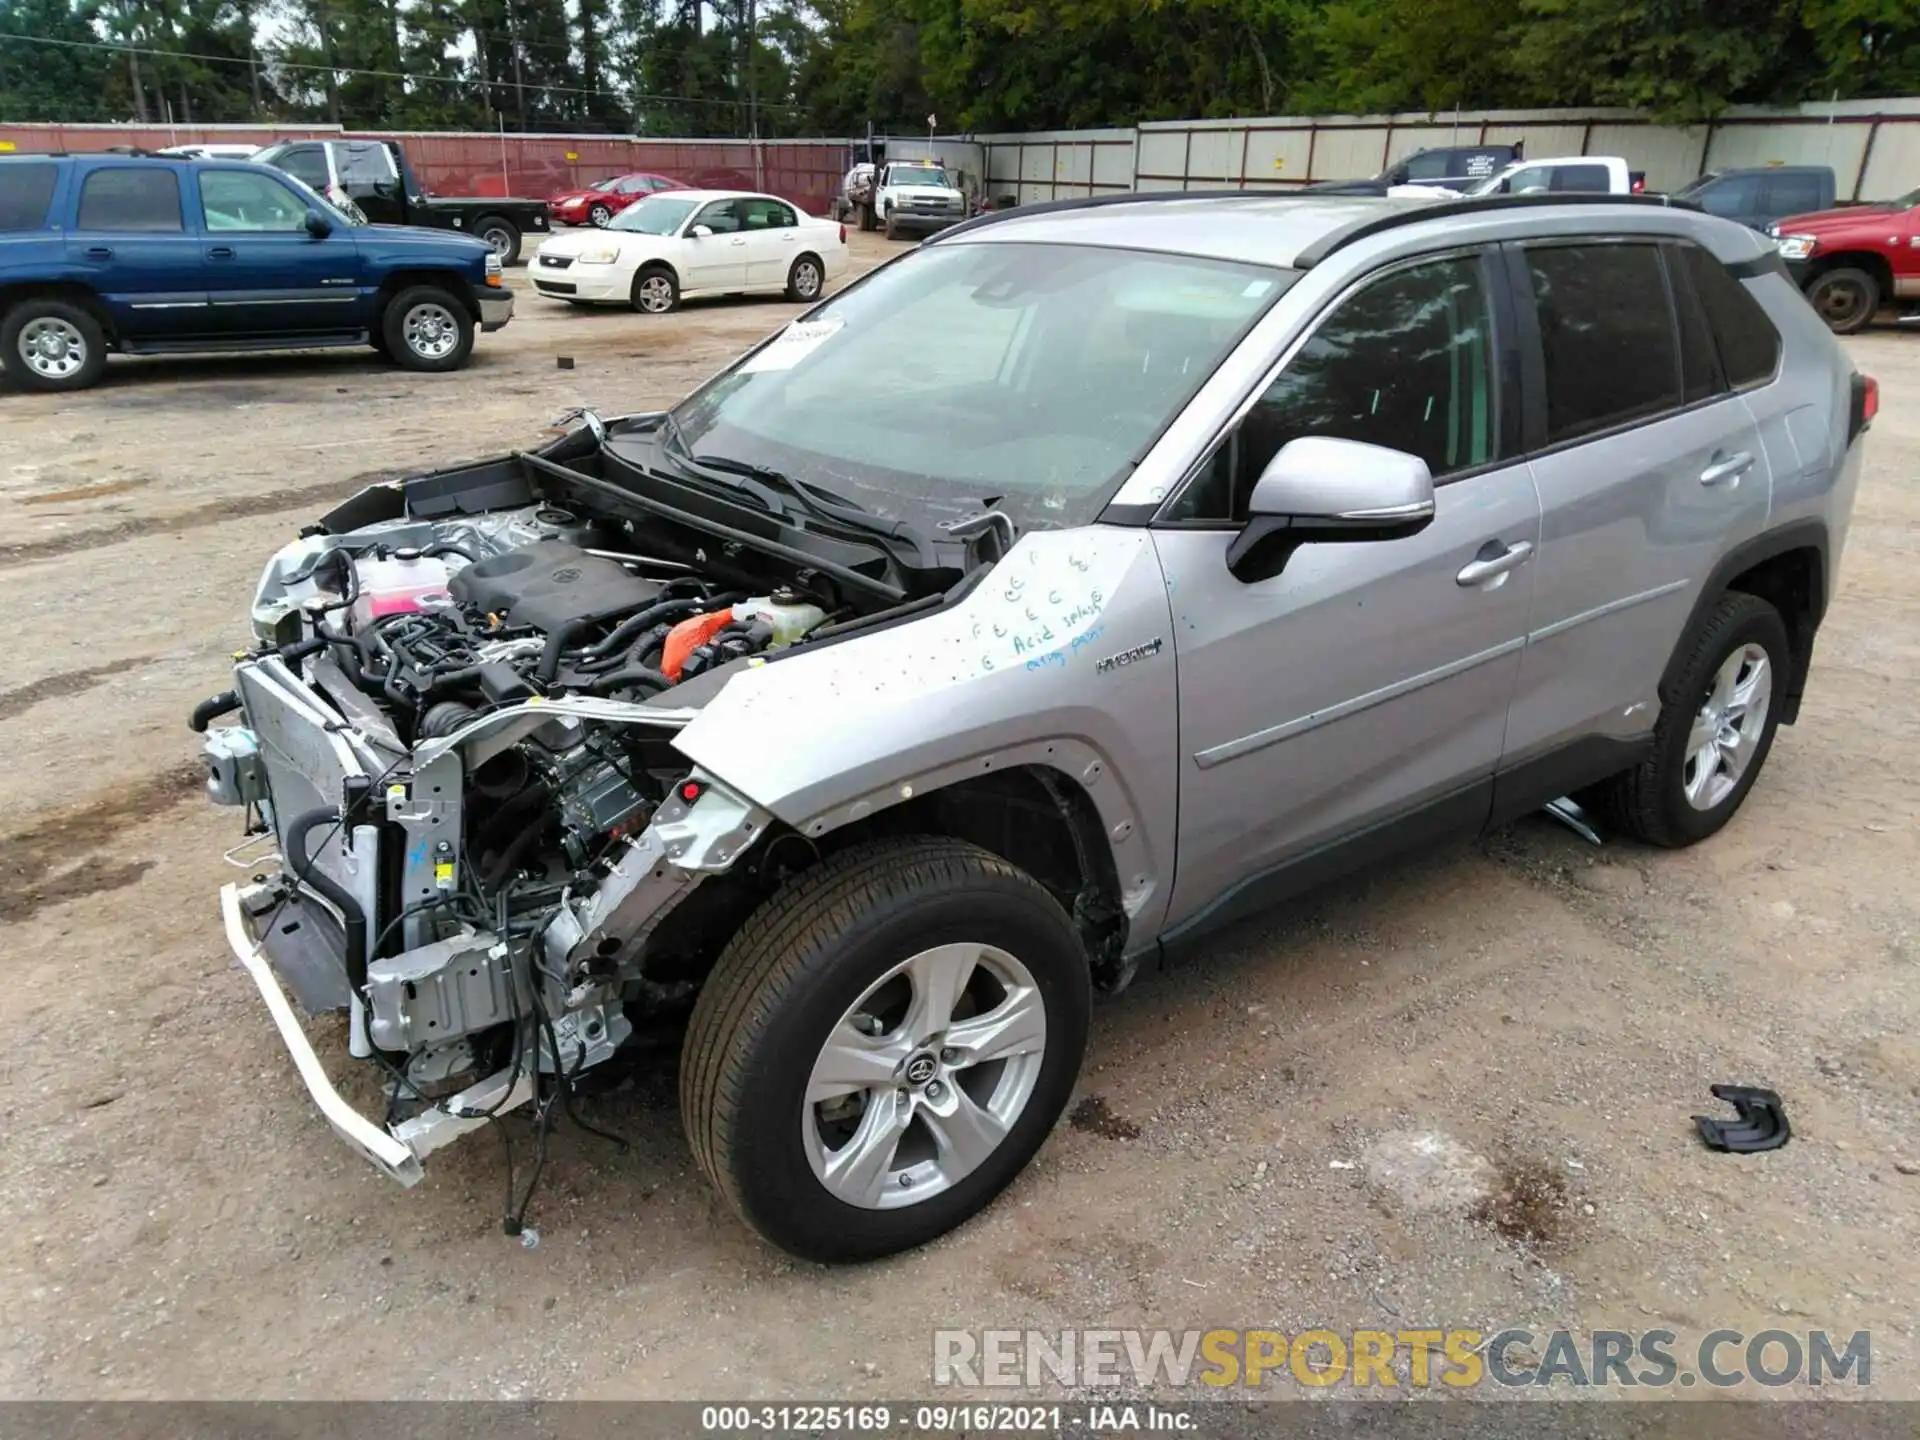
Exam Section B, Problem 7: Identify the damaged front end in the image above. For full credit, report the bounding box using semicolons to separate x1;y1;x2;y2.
195;415;951;1188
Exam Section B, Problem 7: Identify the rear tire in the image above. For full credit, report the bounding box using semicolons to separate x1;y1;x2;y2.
1581;592;1790;848
380;285;474;373
1806;266;1878;335
474;216;522;266
2;298;108;392
681;837;1092;1263
785;254;825;303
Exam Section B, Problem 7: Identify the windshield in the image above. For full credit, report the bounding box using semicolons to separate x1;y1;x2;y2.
612;195;699;235
1672;173;1721;199
890;166;952;188
1892;186;1920;209
668;241;1290;531
589;177;619;192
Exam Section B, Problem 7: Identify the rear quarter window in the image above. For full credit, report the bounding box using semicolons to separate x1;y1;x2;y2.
0;163;58;231
1679;244;1782;390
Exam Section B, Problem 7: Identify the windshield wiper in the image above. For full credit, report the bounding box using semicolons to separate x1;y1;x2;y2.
656;420;933;563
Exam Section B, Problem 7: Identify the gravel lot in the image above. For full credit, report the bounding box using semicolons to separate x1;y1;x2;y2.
1;231;1915;1401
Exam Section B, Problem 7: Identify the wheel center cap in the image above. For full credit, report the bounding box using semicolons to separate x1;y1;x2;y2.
903;1053;939;1087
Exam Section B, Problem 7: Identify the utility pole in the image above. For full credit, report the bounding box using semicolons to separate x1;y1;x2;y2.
744;0;758;140
508;0;527;131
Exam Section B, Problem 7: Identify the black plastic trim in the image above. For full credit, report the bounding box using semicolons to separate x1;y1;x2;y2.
1159;778;1492;955
1727;250;1792;282
1664;518;1830;726
1486;733;1654;830
1293;192;1703;270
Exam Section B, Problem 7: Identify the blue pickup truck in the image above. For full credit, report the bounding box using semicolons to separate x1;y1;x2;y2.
0;152;514;392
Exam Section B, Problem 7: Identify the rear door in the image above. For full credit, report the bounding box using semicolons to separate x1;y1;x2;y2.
64;165;207;339
682;199;748;290
1497;237;1771;795
741;196;801;287
335;142;404;224
194;167;365;336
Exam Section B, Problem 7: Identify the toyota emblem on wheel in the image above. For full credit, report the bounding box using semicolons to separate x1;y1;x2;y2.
904;1054;938;1086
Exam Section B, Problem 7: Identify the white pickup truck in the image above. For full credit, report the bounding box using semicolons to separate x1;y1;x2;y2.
1392;156;1645;200
874;160;968;240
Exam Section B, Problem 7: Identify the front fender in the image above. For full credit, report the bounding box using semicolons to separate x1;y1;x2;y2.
671;527;1180;941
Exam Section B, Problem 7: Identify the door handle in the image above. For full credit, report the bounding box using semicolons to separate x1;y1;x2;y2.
85;246;114;260
207;246;235;260
1456;540;1535;588
1699;451;1754;487
730;238;748;247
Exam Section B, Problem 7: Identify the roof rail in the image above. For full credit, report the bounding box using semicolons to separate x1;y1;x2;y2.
1294;190;1701;267
927;185;1701;255
927;184;1348;245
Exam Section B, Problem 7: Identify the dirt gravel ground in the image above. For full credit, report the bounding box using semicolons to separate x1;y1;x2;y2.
1;231;1916;1403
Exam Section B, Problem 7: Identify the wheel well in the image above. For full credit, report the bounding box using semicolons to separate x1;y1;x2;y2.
1806;250;1893;295
635;259;680;291
1725;545;1822;723
793;250;823;273
639;765;1129;994
471;213;516;233
376;269;477;320
0;283;117;342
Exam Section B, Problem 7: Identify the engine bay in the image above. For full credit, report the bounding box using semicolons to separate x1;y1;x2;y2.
197;421;981;1218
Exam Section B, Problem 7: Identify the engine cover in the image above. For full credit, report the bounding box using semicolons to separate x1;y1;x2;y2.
449;540;660;632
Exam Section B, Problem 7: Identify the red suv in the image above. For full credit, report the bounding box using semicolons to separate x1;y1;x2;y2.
547;173;687;228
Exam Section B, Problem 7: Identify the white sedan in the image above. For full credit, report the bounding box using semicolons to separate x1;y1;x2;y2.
528;190;851;314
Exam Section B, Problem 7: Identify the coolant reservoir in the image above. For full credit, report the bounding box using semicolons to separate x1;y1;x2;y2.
734;595;827;649
349;549;452;630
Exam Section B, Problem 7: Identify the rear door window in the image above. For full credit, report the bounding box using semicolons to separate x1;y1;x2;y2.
0;163;58;231
76;167;184;232
1678;243;1782;390
1524;242;1681;445
337;143;397;186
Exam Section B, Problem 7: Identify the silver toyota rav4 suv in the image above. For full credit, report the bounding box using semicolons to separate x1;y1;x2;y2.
196;191;1873;1262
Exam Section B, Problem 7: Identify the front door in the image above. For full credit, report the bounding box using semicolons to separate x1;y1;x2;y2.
64;166;208;339
194;168;365;336
1155;249;1542;937
741;196;801;288
1500;238;1772;778
682;199;749;291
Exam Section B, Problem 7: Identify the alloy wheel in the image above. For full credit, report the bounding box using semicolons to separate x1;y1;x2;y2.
636;275;675;313
1684;643;1772;811
802;943;1047;1210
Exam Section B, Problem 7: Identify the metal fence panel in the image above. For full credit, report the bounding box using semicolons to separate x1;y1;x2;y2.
1861;121;1920;201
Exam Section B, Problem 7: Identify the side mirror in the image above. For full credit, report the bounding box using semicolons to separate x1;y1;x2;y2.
304;210;332;239
690;224;714;238
1226;437;1436;584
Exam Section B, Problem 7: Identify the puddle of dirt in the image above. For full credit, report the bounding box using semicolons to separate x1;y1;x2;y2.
0;656;160;723
20;478;155;507
0;471;406;569
1069;1095;1141;1141
1470;1153;1573;1248
0;762;205;924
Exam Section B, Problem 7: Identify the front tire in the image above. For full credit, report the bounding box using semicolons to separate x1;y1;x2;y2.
1583;592;1790;847
1806;266;1878;334
883;209;901;241
2;299;108;392
381;285;475;372
681;837;1092;1263
630;264;680;314
588;203;613;228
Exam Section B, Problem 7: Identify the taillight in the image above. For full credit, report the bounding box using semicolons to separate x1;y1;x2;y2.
839;222;848;244
1849;373;1878;442
1631;175;1647;193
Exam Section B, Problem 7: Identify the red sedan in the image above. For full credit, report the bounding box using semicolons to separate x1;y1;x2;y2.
547;173;688;228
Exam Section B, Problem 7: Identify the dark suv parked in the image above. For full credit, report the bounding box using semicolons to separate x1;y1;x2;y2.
0;153;513;392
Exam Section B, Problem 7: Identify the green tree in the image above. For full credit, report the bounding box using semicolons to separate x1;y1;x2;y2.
0;0;117;121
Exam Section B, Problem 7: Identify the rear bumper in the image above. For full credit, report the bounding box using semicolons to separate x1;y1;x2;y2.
222;879;534;1187
477;290;515;331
